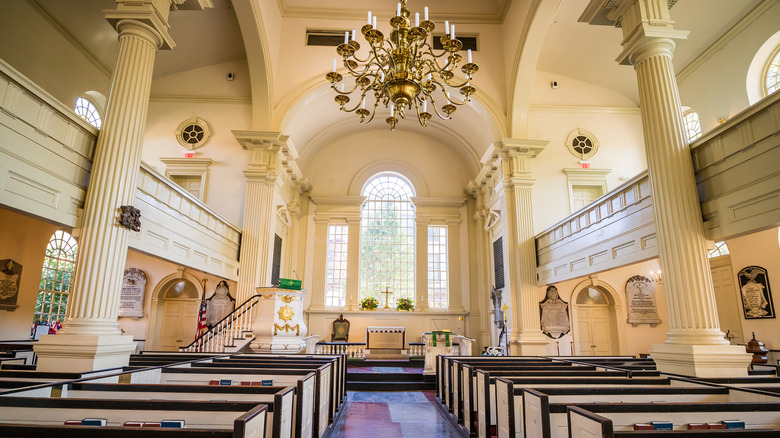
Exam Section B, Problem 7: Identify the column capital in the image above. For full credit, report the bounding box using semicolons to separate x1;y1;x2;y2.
579;0;688;66
104;0;188;50
494;138;548;159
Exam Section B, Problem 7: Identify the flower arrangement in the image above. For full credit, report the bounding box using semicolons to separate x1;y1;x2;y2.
396;297;415;312
360;296;378;311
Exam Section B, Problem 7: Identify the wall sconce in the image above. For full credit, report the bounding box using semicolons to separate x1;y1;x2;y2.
649;270;663;285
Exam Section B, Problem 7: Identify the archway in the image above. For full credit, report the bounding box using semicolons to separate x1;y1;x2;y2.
147;270;204;351
570;279;625;356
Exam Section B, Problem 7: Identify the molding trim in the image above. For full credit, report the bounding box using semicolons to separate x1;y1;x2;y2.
676;0;776;83
529;105;641;115
149;94;252;104
25;0;112;78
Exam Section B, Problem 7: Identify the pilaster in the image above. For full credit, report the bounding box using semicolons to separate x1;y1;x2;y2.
345;217;361;310
446;218;465;313
232;131;283;304
309;216;329;311
415;217;430;311
495;139;550;355
580;0;751;376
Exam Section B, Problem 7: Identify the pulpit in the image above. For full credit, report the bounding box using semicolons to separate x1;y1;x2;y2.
250;287;309;353
422;331;454;375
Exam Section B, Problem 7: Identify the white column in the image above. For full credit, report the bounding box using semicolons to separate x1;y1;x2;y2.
581;0;751;376
309;217;329;311
345;217;361;310
34;1;181;372
497;139;549;356
415;218;430;311
472;199;493;350
232;132;284;304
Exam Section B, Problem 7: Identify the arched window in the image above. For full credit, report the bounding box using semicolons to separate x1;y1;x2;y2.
765;46;780;96
74;97;102;129
34;231;78;325
708;241;730;258
360;174;416;303
683;110;702;143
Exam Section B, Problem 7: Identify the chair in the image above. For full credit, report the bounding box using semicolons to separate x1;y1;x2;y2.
331;314;350;342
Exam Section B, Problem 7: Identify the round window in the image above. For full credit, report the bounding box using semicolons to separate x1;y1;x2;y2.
566;128;599;161
175;117;211;150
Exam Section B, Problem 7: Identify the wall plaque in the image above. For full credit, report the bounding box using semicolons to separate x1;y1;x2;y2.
0;259;22;311
625;275;662;327
738;266;774;319
119;268;147;317
539;285;570;339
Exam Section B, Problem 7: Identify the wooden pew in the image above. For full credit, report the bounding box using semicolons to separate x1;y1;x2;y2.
522;384;780;438
478;371;670;438
567;405;780;438
54;383;299;438
0;396;268;437
565;402;780;437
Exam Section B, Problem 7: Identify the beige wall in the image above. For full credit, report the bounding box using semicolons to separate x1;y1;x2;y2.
0;208;62;340
540;258;669;357
119;249;237;351
725;227;780;351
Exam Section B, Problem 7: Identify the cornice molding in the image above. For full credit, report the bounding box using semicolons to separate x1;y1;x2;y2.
528;105;641;115
150;94;252;104
676;0;776;83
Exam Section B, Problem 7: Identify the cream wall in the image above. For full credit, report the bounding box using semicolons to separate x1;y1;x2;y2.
527;107;647;233
141;100;252;227
677;2;780;132
119;249;237;351
0;209;61;340
0;1;111;112
725;227;780;351
540;258;669;357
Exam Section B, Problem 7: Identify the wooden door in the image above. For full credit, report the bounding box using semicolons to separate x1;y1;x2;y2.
576;306;614;355
158;300;200;351
710;256;744;344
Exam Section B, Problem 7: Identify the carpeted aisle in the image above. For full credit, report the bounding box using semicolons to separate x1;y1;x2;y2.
331;391;460;438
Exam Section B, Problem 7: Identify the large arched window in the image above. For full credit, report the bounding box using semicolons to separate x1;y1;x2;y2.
765;46;780;96
683;110;702;143
360;174;416;303
34;231;78;325
74;97;102;129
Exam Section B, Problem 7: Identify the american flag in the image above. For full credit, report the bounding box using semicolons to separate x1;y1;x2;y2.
196;298;208;339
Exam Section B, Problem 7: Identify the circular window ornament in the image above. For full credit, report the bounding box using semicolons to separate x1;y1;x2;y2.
565;128;599;161
175;117;211;150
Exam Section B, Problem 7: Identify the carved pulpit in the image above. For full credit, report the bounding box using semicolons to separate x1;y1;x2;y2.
250;287;309;353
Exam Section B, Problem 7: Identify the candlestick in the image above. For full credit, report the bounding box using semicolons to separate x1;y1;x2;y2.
424;6;428;21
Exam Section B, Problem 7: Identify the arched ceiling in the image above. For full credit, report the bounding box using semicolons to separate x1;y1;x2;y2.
31;0;768;178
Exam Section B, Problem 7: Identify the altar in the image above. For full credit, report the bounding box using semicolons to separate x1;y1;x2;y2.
364;326;408;360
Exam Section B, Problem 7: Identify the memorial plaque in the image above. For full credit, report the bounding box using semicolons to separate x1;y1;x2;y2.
0;259;22;311
625;275;662;327
119;268;147;317
539;285;570;339
737;266;774;319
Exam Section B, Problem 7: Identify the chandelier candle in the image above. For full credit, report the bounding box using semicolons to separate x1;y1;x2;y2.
325;0;479;130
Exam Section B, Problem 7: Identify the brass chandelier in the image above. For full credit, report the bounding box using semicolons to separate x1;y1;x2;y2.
325;0;479;130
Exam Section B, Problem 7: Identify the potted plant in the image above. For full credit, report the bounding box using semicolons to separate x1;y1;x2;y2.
360;296;378;311
396;297;415;312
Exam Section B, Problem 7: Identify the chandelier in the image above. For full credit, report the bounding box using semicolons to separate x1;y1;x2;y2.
325;0;479;130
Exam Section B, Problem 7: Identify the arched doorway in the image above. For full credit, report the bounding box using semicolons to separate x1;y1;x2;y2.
147;271;203;351
571;281;623;356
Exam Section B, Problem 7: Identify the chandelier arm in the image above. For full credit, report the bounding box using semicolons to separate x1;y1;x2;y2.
361;99;381;124
341;93;371;113
427;97;451;120
435;87;469;106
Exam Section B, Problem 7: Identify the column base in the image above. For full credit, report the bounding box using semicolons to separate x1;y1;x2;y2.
33;334;137;372
649;343;752;378
250;337;305;354
509;331;550;356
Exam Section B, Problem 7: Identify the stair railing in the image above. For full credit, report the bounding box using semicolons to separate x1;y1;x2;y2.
179;294;265;353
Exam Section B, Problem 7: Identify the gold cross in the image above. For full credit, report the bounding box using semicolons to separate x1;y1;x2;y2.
381;287;393;309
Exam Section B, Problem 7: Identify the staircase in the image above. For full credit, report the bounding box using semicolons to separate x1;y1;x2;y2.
179;294;264;353
346;359;435;391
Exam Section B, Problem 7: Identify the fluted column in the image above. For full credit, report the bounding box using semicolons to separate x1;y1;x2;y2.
581;0;751;376
496;139;549;356
33;1;184;372
345;217;361;310
232;131;283;304
415;218;430;311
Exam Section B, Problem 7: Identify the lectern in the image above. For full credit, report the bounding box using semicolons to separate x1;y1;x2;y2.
250;287;309;353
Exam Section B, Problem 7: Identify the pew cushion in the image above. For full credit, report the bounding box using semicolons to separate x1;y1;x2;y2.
161;420;185;428
650;421;673;430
